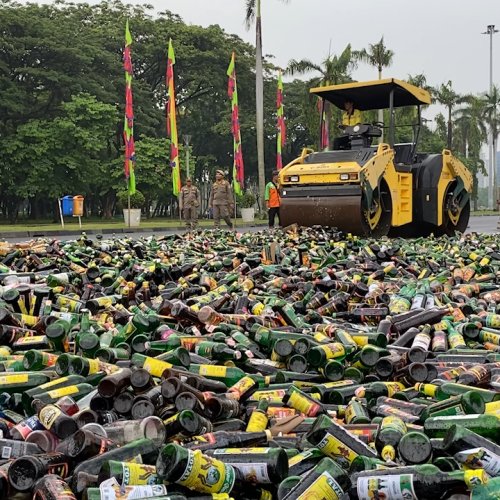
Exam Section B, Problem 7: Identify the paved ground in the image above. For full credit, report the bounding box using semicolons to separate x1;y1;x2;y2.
1;215;499;243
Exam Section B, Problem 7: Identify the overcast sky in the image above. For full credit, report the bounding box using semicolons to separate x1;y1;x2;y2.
159;0;499;89
158;0;498;117
26;0;499;122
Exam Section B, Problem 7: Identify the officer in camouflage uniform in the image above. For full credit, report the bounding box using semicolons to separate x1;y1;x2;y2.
209;170;234;229
180;178;200;230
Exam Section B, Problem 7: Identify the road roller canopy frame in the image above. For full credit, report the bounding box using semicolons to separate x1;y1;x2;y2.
310;78;432;148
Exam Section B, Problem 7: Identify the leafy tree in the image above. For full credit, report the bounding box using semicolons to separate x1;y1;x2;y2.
357;37;394;131
482;85;500;205
433;81;465;149
453;96;487;209
286;45;357;147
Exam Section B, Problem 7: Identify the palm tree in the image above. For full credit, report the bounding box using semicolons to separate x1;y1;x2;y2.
433;81;465;149
482;85;500;209
454;96;488;210
286;45;357;148
245;0;289;209
357;37;394;129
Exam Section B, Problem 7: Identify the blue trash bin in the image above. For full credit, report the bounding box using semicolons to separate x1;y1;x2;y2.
61;196;74;216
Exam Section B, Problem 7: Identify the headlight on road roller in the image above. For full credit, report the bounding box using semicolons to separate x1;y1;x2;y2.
284;175;300;182
340;173;358;181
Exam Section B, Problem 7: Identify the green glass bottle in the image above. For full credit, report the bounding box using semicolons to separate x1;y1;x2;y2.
205;447;288;484
97;460;161;486
156;442;236;494
22;350;59;371
188;364;245;387
281;457;350;499
306;414;377;468
424;413;500;439
352;464;487;499
444;424;500;456
419;391;485;420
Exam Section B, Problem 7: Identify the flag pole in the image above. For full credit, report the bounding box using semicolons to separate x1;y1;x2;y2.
234;187;237;229
127;191;131;228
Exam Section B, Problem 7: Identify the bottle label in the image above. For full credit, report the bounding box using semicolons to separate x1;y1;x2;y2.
455;448;500;477
481;331;500;345
357;474;416;500
485;315;500;328
448;333;466;349
1;441;29;459
381;416;407;435
198;365;228;378
298;470;344;499
19;314;38;327
47;386;79;399
246;411;268;432
14;335;46;345
214;448;271;454
316;432;357;463
266;407;297;418
121;463;159;486
0;374;29;384
412;333;431;350
251;389;286;401
13;415;43;439
39;405;63;430
46;461;69;477
99;481;168;499
228;462;270;484
87;358;101;374
321;343;345;360
287;390;321;417
179;449;235;493
143;358;173;377
288;448;322;467
228;376;255;399
39;376;71;390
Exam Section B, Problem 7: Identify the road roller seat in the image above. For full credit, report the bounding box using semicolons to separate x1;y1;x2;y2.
346;123;383;150
393;143;415;165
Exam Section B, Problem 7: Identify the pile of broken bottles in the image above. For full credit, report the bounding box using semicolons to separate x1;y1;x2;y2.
0;227;499;499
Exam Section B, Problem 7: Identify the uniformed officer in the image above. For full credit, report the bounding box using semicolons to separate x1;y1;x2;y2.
180;178;200;230
209;170;234;229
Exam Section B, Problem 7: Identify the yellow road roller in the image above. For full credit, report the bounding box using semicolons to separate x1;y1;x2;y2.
279;78;472;236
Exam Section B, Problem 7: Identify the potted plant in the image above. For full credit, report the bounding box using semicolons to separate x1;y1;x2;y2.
116;190;145;227
239;190;256;222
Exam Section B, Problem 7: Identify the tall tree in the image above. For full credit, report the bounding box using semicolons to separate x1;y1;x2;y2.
357;37;394;128
433;81;464;150
245;0;288;208
482;85;500;208
454;96;488;210
287;44;357;148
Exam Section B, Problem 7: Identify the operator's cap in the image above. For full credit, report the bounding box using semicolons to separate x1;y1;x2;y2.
272;170;279;176
186;177;192;182
216;169;225;176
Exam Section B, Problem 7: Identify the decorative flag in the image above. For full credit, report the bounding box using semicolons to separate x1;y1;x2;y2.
276;70;286;170
318;99;329;150
123;20;136;195
227;52;244;195
166;39;181;197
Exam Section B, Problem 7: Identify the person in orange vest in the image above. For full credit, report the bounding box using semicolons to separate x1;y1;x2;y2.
265;170;281;228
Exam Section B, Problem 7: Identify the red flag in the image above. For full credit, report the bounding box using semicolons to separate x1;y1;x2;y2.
227;52;244;194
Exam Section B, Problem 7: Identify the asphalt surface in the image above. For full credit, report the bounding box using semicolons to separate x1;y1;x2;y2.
0;216;499;244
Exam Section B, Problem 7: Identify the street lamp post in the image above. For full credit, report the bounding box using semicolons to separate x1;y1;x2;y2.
183;135;191;179
483;25;498;209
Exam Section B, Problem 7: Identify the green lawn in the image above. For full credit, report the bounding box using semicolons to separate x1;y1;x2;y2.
0;217;268;233
471;210;500;216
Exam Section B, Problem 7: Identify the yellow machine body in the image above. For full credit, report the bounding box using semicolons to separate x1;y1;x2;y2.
279;79;472;236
